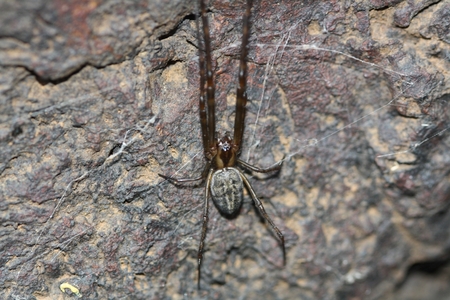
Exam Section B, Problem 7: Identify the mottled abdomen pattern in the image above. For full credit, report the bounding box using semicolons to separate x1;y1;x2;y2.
210;167;243;216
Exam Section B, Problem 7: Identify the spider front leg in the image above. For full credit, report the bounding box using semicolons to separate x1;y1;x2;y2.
239;172;286;264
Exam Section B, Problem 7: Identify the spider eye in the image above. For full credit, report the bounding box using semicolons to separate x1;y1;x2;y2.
219;140;231;151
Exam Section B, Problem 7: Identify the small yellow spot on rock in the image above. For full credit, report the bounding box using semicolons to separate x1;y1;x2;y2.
60;282;82;298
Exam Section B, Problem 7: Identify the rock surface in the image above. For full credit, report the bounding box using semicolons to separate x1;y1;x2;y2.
1;0;449;299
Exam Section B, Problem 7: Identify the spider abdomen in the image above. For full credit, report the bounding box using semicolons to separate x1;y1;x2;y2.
210;167;243;216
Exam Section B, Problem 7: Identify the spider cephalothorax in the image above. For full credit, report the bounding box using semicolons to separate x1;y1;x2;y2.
159;0;284;289
211;136;238;169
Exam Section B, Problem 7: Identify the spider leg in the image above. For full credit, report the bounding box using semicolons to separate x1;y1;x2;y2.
237;158;283;173
198;0;216;150
233;0;253;149
198;168;213;289
239;172;286;264
197;0;210;152
158;162;211;183
158;173;204;183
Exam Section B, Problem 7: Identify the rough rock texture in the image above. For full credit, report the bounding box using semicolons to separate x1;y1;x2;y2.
0;0;449;299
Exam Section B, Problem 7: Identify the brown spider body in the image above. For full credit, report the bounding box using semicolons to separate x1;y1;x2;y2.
210;136;243;215
159;0;285;289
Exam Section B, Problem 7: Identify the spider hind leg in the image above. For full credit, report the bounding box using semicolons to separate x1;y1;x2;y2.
240;172;286;264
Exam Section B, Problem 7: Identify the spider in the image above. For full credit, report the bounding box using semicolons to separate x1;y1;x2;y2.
159;0;285;288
